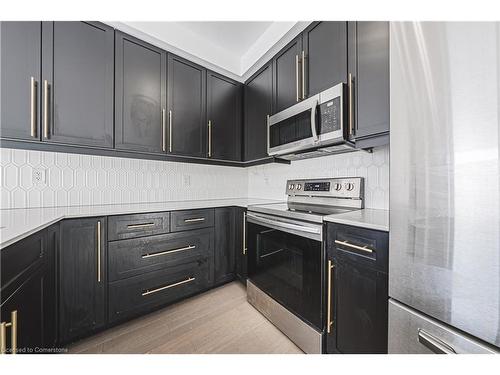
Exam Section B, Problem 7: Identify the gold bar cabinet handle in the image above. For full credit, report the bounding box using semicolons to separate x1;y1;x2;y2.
243;212;247;255
43;80;49;138
142;277;195;296
207;120;212;157
301;50;306;99
184;217;205;223
327;260;334;334
162;109;166;152
142;245;195;259
10;311;17;354
168;110;173;152
295;54;300;102
334;239;374;253
30;77;37;137
348;73;354;137
0;322;6;354
127;222;155;229
97;221;101;283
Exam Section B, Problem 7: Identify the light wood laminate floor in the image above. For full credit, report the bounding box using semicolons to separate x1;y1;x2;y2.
68;281;303;354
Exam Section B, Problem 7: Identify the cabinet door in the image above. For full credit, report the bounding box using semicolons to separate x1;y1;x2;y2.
0;22;42;141
115;32;167;153
59;217;106;343
214;207;236;284
207;72;242;161
244;63;272;161
326;256;388;354
303;21;347;98
167;54;207;157
234;208;247;283
41;22;114;147
273;36;302;113
348;22;389;142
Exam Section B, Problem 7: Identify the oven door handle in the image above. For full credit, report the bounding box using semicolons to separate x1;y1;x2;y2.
246;213;321;236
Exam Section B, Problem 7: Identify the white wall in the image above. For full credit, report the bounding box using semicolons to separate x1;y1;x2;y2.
247;145;389;209
0;145;389;210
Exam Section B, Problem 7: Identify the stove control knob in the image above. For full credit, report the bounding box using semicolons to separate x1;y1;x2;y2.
334;183;342;191
345;183;355;191
296;184;302;190
289;184;295;190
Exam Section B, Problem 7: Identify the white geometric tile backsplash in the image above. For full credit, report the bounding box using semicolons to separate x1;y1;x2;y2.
0;145;389;210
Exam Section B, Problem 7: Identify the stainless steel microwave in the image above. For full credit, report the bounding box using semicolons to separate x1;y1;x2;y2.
267;83;355;160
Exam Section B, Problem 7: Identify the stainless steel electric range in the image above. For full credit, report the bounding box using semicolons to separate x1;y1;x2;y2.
246;177;364;353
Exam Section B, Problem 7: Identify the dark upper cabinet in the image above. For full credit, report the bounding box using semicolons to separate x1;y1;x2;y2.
167;54;207;158
302;21;347;98
234;208;247;283
0;225;57;354
41;22;114;148
214;207;236;284
59;217;107;343
0;22;42;141
244;63;272;161
348;22;389;144
207;71;242;161
115;32;167;153
273;36;303;113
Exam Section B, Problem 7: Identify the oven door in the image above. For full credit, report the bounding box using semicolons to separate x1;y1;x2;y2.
246;212;323;330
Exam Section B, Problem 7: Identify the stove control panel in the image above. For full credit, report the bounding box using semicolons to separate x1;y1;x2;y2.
286;177;364;199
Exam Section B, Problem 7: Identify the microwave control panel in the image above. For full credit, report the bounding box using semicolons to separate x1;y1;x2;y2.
319;96;341;133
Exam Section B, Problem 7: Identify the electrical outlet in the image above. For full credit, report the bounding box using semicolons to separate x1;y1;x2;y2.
182;174;191;187
33;168;47;186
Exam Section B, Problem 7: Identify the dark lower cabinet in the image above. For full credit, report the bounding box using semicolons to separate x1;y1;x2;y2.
326;223;388;354
115;31;167;153
214;207;236;284
348;21;390;147
0;225;57;354
207;72;242;161
234;208;247;283
59;217;107;343
168;54;207;158
244;62;272;161
0;21;42;141
41;22;114;148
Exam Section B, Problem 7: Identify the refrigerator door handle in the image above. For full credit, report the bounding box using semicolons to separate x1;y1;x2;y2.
418;329;457;354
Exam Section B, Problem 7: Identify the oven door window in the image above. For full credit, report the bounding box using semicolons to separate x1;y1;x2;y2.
269;109;313;148
247;222;322;330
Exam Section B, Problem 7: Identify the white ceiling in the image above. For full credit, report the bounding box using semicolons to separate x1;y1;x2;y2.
118;21;301;78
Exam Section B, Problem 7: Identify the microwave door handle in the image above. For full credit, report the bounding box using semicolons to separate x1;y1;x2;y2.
310;99;319;143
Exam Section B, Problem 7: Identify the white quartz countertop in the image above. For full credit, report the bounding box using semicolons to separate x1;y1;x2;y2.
0;198;281;249
323;208;389;232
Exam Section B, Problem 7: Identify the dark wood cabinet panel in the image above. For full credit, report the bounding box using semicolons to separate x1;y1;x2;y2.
108;211;170;241
170;209;214;232
0;22;42;141
273;36;303;113
348;21;389;143
207;72;242;161
303;21;347;98
115;32;167;153
234;208;247;283
59;217;106;343
0;225;56;354
167;54;207;157
214;207;236;284
41;22;114;148
244;63;272;161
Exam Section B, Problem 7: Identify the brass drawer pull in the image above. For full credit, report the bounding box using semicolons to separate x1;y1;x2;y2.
127;222;155;229
161;108;166;152
335;239;374;253
243;212;247;255
142;277;195;296
184;218;205;223
348;72;354;137
30;77;37;137
97;221;101;283
43;80;49;138
327;261;334;334
1;310;17;354
207;120;212;157
142;245;195;259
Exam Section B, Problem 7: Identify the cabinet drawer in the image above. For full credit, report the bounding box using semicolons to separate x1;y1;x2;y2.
327;223;388;273
108;228;213;282
170;209;214;232
108;259;210;323
108;212;170;241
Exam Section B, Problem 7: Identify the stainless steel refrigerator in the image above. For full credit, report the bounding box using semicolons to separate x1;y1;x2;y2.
389;22;500;354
